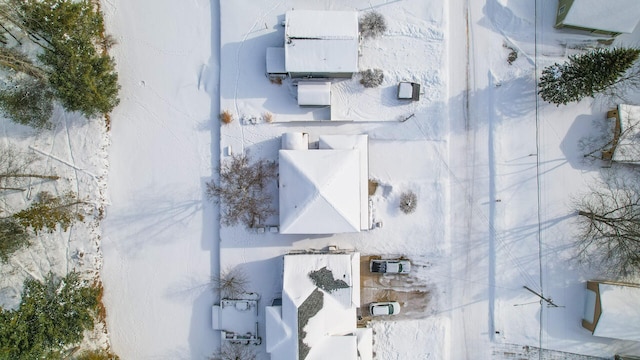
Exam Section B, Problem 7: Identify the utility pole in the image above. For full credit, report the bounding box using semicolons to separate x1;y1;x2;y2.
523;286;560;308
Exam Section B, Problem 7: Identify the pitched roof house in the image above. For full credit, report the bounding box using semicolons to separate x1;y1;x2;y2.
265;252;372;360
279;134;369;234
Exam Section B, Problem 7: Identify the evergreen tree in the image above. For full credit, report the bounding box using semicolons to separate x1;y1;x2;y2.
0;0;120;120
0;75;54;129
13;191;85;234
0;272;99;359
0;217;29;262
538;47;640;105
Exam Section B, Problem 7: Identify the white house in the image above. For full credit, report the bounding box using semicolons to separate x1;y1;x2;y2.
582;280;640;341
555;0;640;36
267;10;359;79
265;252;372;360
279;134;369;234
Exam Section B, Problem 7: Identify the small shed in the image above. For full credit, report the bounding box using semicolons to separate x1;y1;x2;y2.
582;280;640;341
555;0;640;36
397;82;420;101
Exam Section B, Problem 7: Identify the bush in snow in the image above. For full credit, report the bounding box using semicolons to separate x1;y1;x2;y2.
206;154;277;228
360;69;384;88
359;11;387;39
219;110;234;124
399;190;417;214
538;47;640;105
76;350;120;360
0;272;100;359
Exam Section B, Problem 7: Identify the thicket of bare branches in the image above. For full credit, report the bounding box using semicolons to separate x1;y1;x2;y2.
205;154;277;228
574;173;640;277
209;342;256;360
360;69;384;88
399;191;417;214
212;266;249;299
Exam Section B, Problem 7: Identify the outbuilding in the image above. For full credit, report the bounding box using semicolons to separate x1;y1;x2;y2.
555;0;640;36
582;280;640;341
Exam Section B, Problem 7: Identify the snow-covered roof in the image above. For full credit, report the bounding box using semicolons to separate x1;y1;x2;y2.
318;135;369;231
593;282;640;341
298;82;331;106
612;104;640;163
266;47;286;74
266;253;366;360
279;137;367;234
560;0;640;34
285;10;359;74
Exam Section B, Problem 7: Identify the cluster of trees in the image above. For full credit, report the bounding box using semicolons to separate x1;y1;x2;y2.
0;145;87;261
540;47;640;277
0;272;102;359
0;0;119;128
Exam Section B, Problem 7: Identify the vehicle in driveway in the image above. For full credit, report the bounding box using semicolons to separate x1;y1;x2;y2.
369;301;401;316
370;259;411;274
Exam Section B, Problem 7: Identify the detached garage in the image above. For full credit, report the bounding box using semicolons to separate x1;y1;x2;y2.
555;0;640;36
582;280;640;341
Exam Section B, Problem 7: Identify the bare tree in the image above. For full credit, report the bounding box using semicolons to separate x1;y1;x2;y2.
209;342;256;360
206;154;277;228
212;266;249;299
574;173;640;277
0;145;58;191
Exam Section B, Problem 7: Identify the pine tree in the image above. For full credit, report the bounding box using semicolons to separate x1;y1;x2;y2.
0;218;29;262
13;191;86;234
538;47;640;105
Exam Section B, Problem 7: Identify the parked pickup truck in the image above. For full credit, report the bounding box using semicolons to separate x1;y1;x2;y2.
369;259;411;274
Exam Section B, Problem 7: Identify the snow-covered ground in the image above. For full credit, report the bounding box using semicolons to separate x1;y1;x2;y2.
94;0;640;359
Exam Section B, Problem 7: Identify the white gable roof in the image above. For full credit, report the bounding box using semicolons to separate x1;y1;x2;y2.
285;10;359;74
562;0;640;34
593;283;640;341
613;104;640;163
279;149;361;234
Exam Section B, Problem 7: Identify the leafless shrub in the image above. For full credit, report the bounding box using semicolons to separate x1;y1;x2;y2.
209;342;256;360
205;154;277;228
270;77;283;85
399;191;417;214
212;266;249;299
262;112;273;123
360;69;384;88
359;11;387;39
219;110;234;124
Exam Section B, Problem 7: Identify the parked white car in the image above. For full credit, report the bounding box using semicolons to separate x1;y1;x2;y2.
369;301;401;316
369;259;411;274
